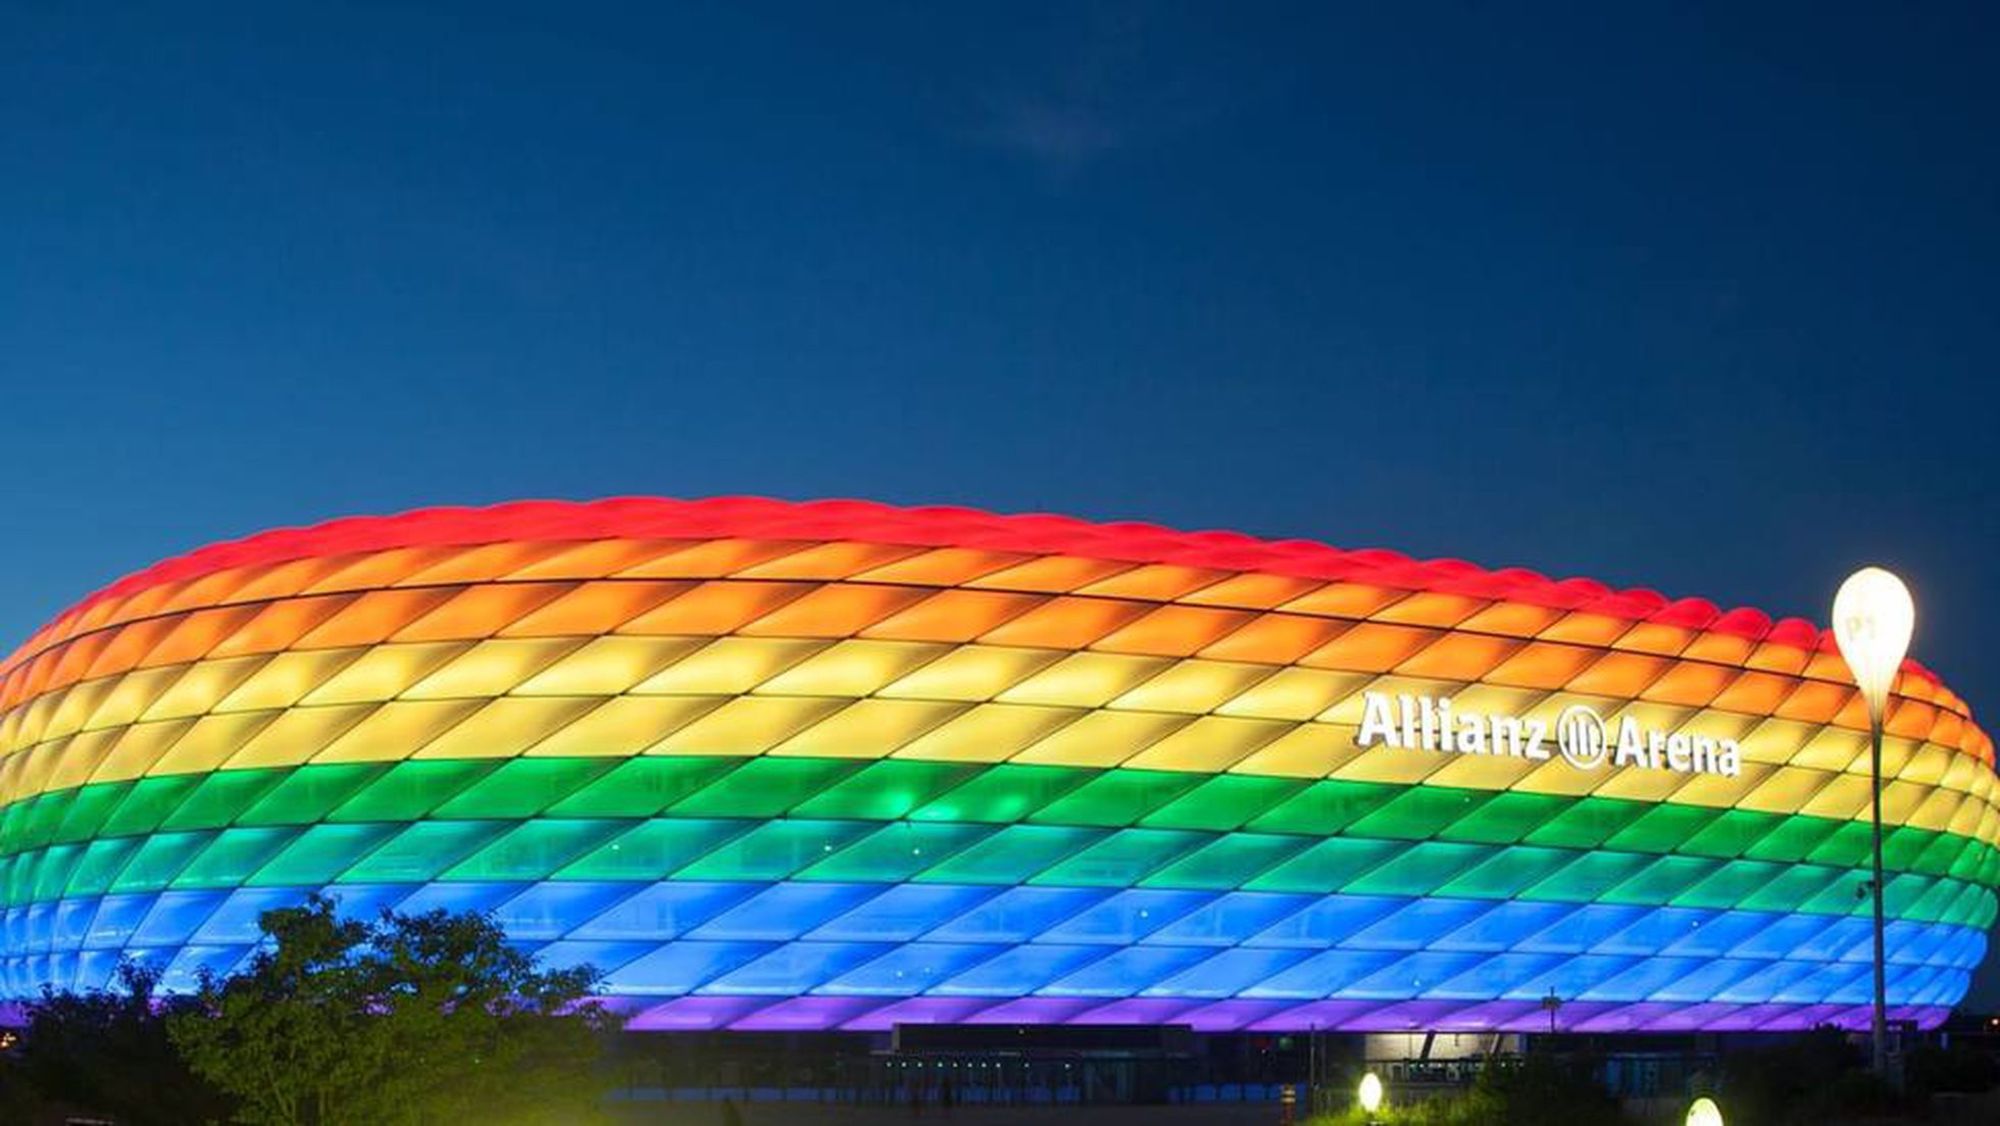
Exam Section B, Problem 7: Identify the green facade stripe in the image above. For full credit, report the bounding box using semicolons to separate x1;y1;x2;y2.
327;760;496;823
432;759;620;820
442;818;629;881
667;758;865;819
173;826;296;889
908;764;1095;824
3;756;1998;916
162;770;289;832
670;819;877;882
98;775;204;838
1345;787;1495;841
1035;828;1211;887
61;837;141;897
915;825;1100;885
545;757;740;819
239;762;389;825
1139;774;1309;832
9;756;1992;885
1030;770;1208;828
341;820;510;883
553;818;745;881
0;813;1994;928
791;761;983;821
248;823;401;887
1141;834;1315;889
798;821;992;882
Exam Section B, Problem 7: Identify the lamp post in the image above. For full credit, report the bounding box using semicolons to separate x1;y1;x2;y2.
1831;567;1915;1082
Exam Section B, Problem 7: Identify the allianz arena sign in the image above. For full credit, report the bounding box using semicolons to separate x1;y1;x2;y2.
1355;691;1744;777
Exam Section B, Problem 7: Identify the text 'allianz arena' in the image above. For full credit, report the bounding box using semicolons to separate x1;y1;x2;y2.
0;497;1992;1033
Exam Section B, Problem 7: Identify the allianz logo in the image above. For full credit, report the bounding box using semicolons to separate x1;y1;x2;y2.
1353;690;1742;777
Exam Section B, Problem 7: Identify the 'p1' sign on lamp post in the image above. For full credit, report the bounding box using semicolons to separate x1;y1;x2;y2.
1832;566;1915;1082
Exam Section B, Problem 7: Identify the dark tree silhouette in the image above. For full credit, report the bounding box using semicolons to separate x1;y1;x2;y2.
15;961;233;1125
158;893;623;1126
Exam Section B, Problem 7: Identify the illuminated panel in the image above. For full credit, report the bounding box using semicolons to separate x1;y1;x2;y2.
0;497;1994;1032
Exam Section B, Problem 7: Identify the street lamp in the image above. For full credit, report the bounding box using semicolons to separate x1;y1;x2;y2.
1685;1096;1725;1126
1358;1071;1384;1121
1831;566;1915;1082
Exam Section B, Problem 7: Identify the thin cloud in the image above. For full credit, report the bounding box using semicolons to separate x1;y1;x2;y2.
983;96;1127;171
967;7;1265;179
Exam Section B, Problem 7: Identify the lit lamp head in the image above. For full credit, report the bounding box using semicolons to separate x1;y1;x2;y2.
1358;1071;1384;1114
1685;1096;1724;1126
1832;567;1916;726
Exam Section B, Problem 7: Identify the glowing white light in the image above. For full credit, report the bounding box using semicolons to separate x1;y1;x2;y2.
1686;1095;1724;1126
1832;567;1915;722
1358;1071;1384;1114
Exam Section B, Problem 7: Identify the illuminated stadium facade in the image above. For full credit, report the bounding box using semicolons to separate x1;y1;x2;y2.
0;497;1992;1034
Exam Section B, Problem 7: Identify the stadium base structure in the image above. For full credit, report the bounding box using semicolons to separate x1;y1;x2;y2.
0;497;1991;1032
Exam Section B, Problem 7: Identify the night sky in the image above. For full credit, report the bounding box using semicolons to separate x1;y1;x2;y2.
4;4;1998;1004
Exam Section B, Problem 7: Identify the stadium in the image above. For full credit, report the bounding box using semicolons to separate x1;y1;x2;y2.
0;496;1991;1035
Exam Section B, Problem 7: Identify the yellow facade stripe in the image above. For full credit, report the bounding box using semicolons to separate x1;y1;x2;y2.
1;669;1995;841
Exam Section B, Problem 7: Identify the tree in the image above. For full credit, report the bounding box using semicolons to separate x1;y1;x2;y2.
168;894;622;1126
15;960;233;1125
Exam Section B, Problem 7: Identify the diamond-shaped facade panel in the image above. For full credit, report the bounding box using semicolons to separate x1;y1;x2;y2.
0;497;1993;1032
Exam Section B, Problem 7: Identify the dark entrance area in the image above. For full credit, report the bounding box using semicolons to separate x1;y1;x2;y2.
603;1024;1311;1109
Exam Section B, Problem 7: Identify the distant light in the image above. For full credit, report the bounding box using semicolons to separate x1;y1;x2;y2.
1832;567;1915;722
1686;1096;1724;1126
1358;1072;1384;1113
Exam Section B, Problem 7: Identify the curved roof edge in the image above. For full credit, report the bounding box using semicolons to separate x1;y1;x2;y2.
7;495;1944;686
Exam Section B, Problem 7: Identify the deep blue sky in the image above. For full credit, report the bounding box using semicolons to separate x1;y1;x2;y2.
4;4;1998;1002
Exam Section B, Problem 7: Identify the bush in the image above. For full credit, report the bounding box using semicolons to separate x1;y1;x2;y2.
1476;1051;1626;1125
1307;1053;1628;1126
1308;1094;1501;1126
1905;1040;2000;1096
1717;1027;1913;1126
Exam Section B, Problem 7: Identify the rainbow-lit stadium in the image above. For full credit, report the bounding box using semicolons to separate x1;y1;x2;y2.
0;497;1991;1033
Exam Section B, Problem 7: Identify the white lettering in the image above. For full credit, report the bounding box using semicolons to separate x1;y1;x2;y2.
1614;717;1647;767
1456;713;1488;755
1351;691;1737;778
1525;719;1550;760
1358;692;1399;748
1666;733;1692;772
1691;736;1716;773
